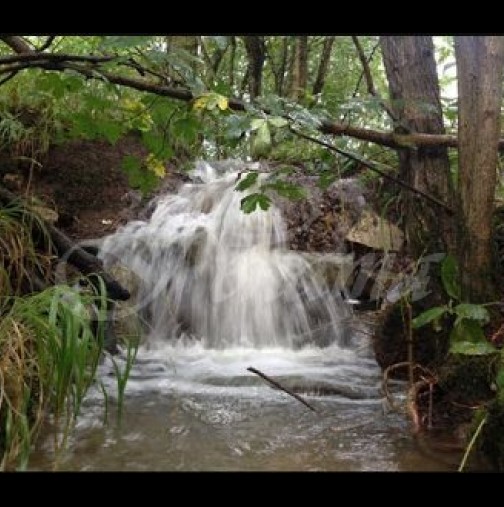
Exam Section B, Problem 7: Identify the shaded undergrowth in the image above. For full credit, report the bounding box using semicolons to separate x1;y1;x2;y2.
0;199;123;470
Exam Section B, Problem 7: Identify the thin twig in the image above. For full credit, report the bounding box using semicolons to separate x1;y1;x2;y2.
351;36;399;125
247;366;318;413
37;36;56;53
0;70;18;87
0;52;115;65
289;126;454;214
3;34;500;153
342;41;380;124
405;301;414;387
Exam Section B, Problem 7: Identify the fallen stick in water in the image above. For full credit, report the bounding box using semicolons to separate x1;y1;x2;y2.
247;366;318;413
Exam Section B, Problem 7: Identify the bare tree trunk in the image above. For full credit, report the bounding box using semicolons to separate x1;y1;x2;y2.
229;36;236;90
289;36;308;100
313;36;335;96
276;37;289;96
380;36;455;257
455;36;504;302
243;36;265;99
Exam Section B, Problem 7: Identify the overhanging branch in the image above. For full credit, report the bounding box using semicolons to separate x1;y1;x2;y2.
1;35;504;152
290;126;454;214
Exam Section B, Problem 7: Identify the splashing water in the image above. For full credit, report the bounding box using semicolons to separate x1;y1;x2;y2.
99;160;351;349
29;161;465;471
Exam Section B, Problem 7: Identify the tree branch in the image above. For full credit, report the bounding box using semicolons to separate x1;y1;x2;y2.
37;36;56;52
0;52;115;65
247;367;318;413
313;36;335;96
0;71;18;87
289;126;454;214
2;34;504;153
351;35;399;124
0;35;34;54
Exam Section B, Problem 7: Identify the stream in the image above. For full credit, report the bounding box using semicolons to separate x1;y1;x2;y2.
30;328;464;471
30;161;470;471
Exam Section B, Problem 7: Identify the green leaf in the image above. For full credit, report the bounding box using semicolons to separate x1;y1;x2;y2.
224;114;250;139
37;74;65;99
496;368;504;393
141;131;173;159
268;117;289;129
121;155;158;195
172;116;200;144
209;36;228;50
441;254;461;301
262;180;306;200
100;36;153;49
453;303;490;325
412;306;447;329
69;112;99;139
250;118;267;131
318;170;338;190
450;340;496;356
193;92;228;112
240;193;271;213
450;319;486;344
235;172;259;192
122;154;141;172
251;122;271;157
97;121;123;144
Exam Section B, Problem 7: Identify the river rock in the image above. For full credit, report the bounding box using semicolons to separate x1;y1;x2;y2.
346;209;403;251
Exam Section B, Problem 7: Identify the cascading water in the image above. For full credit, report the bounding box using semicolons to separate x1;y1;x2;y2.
29;160;461;471
99;160;351;350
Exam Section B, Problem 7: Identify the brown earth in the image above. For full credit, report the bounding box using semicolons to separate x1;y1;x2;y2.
1;135;189;242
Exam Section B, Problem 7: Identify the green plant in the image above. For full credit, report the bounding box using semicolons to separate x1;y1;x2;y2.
412;254;495;356
0;277;108;470
110;336;139;427
412;254;504;472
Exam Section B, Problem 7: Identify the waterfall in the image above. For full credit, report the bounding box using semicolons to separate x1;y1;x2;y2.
99;160;351;349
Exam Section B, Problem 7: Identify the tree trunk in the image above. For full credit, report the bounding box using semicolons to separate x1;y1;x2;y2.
229;36;236;90
313;36;335;96
455;36;504;302
276;37;290;96
290;36;308;100
243;36;265;99
380;36;455;257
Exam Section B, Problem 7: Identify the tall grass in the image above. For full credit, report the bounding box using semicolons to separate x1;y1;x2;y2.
0;279;108;470
0;199;117;470
0;199;53;298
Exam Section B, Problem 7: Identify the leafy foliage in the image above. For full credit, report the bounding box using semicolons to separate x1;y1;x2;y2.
413;255;495;357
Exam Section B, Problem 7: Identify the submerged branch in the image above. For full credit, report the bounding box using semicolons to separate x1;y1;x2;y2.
247;366;318;413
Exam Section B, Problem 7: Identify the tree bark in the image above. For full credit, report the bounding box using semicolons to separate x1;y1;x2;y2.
455;36;504;302
229;36;236;91
313;36;335;96
380;36;455;256
243;36;265;99
276;37;290;96
290;36;308;101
